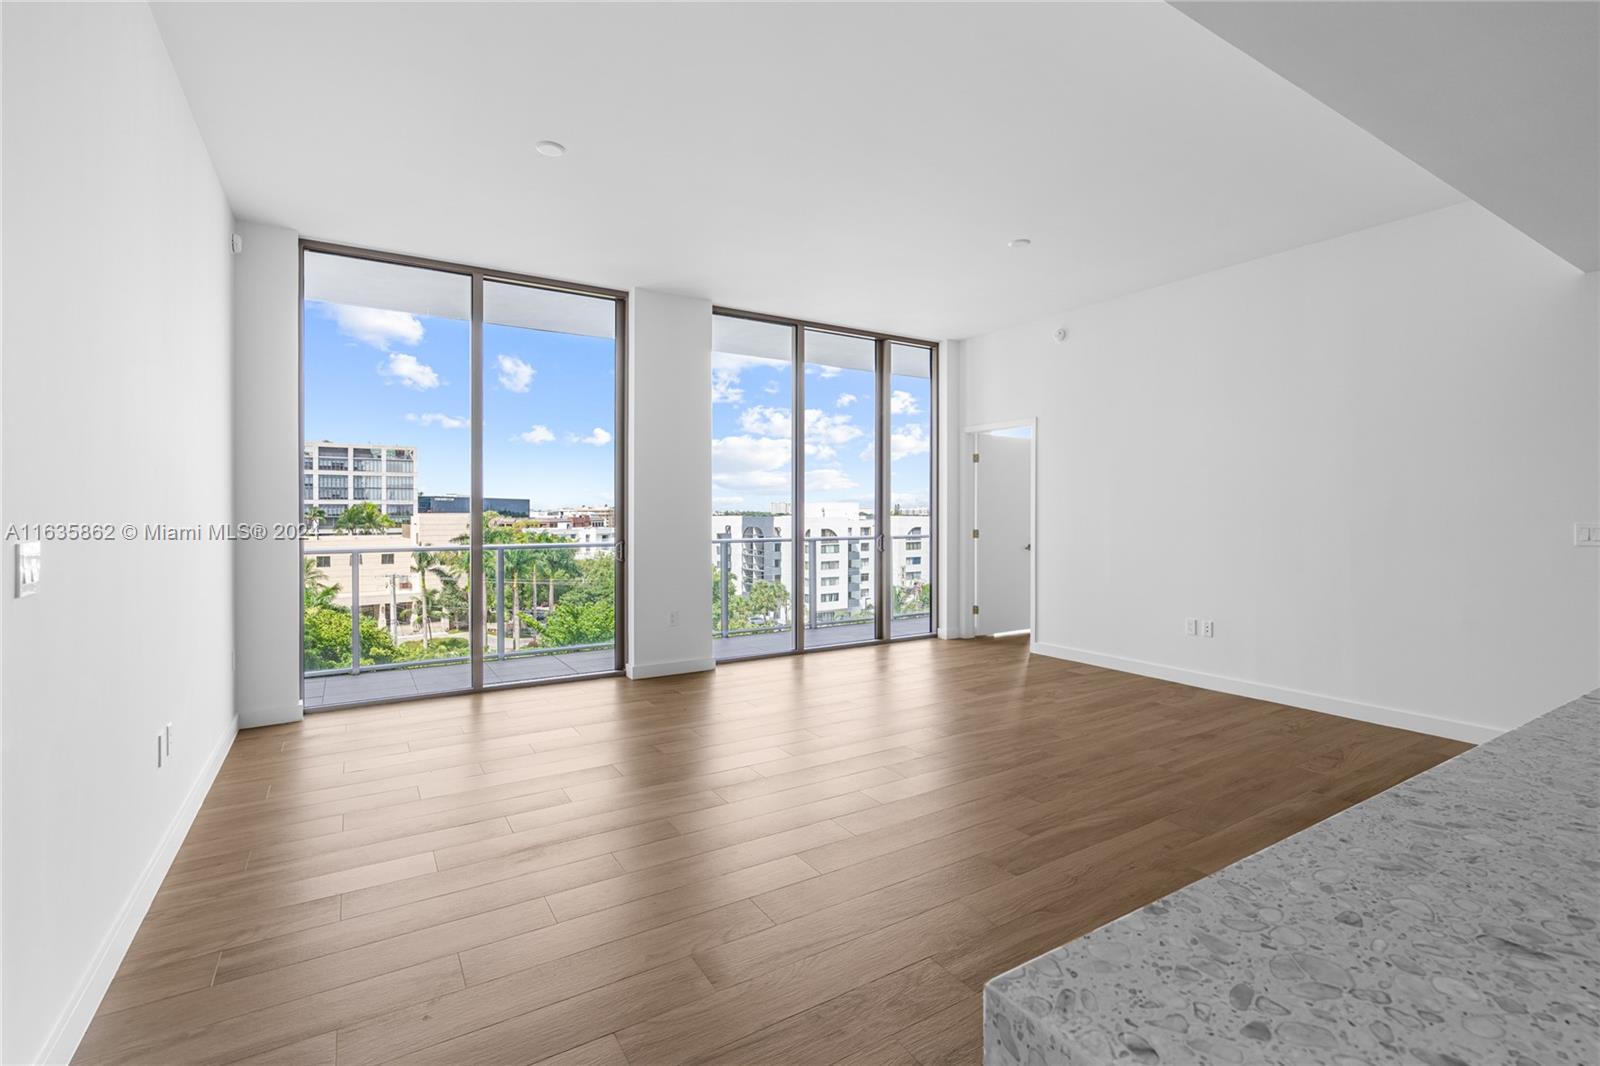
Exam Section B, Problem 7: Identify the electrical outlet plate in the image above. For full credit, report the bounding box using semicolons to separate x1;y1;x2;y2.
1575;523;1600;546
1202;620;1215;638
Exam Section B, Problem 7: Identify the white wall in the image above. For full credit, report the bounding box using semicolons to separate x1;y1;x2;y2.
626;289;714;677
958;203;1598;741
0;5;237;1062
232;222;303;729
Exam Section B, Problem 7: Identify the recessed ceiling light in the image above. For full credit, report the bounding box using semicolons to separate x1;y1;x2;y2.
534;140;567;158
1008;238;1032;248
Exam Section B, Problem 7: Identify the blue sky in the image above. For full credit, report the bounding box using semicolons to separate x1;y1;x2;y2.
710;347;931;513
304;302;616;508
304;299;929;515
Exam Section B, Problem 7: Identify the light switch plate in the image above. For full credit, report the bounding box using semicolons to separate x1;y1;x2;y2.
1575;523;1600;546
14;542;40;598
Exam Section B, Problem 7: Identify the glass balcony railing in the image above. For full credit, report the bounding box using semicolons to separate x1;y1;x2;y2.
711;533;932;658
302;540;616;708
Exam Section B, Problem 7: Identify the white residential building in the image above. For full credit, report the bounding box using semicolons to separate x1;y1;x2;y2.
303;441;418;524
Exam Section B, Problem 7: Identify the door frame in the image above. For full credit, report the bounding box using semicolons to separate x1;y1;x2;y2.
961;418;1037;643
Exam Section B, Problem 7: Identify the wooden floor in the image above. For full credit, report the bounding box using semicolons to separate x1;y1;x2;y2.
76;637;1470;1066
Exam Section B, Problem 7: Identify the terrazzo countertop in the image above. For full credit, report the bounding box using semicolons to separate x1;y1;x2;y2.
984;691;1600;1065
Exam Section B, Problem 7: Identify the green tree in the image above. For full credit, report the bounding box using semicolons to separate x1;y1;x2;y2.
534;556;615;647
304;504;327;531
742;581;789;626
334;502;397;533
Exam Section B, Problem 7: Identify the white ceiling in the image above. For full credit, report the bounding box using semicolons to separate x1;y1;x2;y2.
1177;1;1599;272
151;2;1460;339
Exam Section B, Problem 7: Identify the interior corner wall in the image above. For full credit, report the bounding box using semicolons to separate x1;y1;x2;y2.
958;202;1599;742
0;4;238;1062
232;222;303;729
626;289;713;678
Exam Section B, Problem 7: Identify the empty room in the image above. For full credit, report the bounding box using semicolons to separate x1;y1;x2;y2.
2;2;1596;1064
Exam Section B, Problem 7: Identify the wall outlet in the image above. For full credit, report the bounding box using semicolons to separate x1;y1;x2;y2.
1575;522;1600;546
1201;619;1215;638
156;733;165;769
165;723;173;758
1184;618;1198;636
668;610;680;628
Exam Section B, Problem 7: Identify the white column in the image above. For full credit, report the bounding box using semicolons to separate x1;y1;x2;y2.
625;289;714;678
232;221;303;727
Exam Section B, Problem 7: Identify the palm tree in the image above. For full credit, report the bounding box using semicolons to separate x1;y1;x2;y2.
410;549;451;647
304;505;327;532
525;531;581;634
303;557;338;609
335;502;397;534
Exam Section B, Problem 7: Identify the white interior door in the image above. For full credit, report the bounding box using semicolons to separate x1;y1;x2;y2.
974;431;1032;635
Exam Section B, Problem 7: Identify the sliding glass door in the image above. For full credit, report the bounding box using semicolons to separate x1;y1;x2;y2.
711;310;936;661
300;243;623;710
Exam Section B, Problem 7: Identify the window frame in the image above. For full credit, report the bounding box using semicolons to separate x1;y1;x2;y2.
712;305;938;660
299;238;628;710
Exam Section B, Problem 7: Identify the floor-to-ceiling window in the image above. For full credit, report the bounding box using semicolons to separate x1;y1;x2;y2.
710;314;796;659
301;244;623;710
710;309;936;660
888;343;935;636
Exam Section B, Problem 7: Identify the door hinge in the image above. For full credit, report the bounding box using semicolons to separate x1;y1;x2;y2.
972;604;980;616
972;452;980;463
971;528;980;539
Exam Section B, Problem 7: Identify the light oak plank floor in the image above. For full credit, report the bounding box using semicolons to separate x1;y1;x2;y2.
75;637;1470;1065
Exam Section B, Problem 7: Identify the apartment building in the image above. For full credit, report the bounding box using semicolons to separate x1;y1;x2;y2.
302;440;418;523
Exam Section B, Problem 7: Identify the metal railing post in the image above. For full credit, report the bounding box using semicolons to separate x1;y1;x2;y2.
349;551;362;675
720;541;730;639
495;546;506;661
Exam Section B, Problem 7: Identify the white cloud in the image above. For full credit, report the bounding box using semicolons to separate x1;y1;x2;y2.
380;352;441;390
889;390;920;415
805;409;863;446
405;412;468;429
571;427;611;447
816;365;842;379
739;405;791;437
518;424;555;444
328;304;424;349
497;354;534;393
806;467;859;493
711;434;792;495
836;393;857;407
889;423;930;461
711;370;744;405
763;381;780;395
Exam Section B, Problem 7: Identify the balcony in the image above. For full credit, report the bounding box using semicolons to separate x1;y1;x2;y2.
302;541;616;710
711;535;932;660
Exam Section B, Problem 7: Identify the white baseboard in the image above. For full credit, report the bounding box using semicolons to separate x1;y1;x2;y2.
1030;642;1503;744
626;657;715;680
38;714;239;1066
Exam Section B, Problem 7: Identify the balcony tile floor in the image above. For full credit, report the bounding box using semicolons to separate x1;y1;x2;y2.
304;648;616;710
714;616;933;660
304;618;932;709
